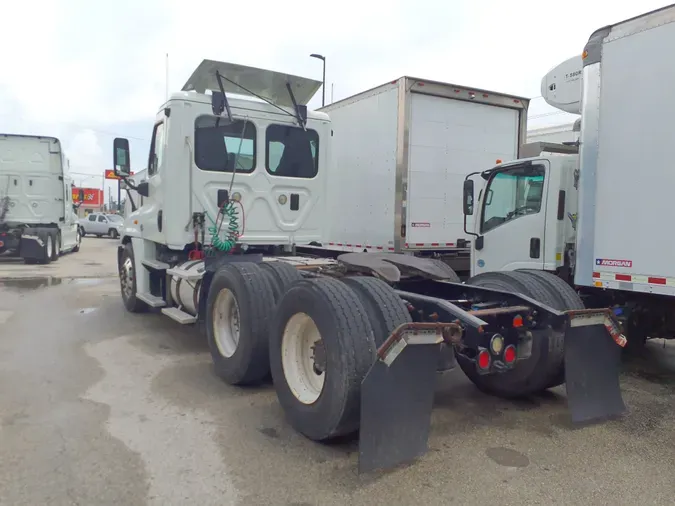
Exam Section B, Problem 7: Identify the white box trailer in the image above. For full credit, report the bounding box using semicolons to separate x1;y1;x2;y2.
576;5;675;294
317;78;528;269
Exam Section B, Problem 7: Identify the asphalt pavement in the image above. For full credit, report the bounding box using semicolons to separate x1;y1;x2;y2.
1;238;674;505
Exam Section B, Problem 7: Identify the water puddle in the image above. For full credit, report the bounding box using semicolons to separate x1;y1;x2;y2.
0;276;105;292
485;447;530;468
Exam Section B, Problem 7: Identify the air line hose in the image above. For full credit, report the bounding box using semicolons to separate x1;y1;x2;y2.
206;201;239;253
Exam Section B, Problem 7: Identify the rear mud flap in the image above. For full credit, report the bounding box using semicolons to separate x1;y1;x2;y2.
358;323;457;474
564;313;627;424
359;344;438;473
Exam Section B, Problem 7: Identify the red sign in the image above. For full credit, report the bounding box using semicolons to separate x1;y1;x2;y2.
105;170;134;180
73;187;103;207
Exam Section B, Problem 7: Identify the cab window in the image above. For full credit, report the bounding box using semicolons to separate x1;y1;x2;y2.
266;125;318;178
480;165;545;234
148;122;166;176
194;116;256;173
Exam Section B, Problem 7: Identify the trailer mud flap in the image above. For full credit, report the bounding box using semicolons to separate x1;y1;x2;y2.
358;323;458;473
564;311;627;424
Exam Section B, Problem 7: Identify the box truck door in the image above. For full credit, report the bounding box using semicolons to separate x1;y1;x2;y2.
472;161;550;275
406;94;519;248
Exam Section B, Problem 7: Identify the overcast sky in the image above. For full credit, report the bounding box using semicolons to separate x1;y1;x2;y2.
0;0;669;202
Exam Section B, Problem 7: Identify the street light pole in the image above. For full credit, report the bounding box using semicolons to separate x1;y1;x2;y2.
309;53;326;107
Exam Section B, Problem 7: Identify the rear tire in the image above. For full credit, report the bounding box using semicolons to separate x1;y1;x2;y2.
119;242;148;313
205;262;275;385
517;270;584;387
50;231;60;262
41;233;53;265
342;276;411;347
269;278;376;441
109;229;119;239
259;261;303;302
72;228;81;253
457;271;567;397
426;258;461;282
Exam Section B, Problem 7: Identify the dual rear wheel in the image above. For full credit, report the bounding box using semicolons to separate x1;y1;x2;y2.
205;262;411;441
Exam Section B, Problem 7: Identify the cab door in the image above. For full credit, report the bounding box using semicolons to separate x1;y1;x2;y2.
472;161;550;276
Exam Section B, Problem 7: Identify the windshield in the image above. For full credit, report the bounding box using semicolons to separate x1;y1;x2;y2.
480;164;545;234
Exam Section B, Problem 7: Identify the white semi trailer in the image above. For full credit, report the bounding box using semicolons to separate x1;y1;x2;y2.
309;79;529;276
111;59;626;473
0;134;82;263
462;4;675;353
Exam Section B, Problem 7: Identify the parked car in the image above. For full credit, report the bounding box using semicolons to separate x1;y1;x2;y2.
79;213;123;239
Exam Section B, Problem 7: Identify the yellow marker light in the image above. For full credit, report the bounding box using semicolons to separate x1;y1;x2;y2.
582;50;588;60
232;192;242;202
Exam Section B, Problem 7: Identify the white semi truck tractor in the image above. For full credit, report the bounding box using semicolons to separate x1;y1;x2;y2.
462;4;675;353
0;134;82;263
112;60;626;473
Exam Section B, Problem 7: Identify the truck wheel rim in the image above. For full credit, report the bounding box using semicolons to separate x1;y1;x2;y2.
281;313;325;405
121;257;134;298
213;288;240;358
47;235;52;255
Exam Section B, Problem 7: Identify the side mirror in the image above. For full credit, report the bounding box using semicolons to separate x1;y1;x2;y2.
113;138;131;177
463;179;474;216
136;181;150;198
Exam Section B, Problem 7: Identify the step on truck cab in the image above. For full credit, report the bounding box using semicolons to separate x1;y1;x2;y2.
112;60;627;473
463;4;675;352
0;134;82;263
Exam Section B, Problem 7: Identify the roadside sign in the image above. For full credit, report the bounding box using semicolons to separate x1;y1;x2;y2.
105;169;134;180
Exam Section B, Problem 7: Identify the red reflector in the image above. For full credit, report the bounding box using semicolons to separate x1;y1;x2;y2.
477;350;490;369
615;274;631;282
592;272;600;278
512;315;523;327
648;277;667;285
513;99;520;103
0;241;4;248
504;345;517;364
417;82;425;86
482;93;488;98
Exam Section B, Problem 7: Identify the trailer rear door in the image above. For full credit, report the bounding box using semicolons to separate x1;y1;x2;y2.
405;93;520;248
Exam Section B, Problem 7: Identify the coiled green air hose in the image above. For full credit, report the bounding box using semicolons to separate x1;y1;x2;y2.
206;201;239;253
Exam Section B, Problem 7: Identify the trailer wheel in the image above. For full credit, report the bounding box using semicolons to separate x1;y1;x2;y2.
119;242;148;313
269;278;376;440
457;271;566;397
259;261;303;301
205;262;275;385
342;276;411;346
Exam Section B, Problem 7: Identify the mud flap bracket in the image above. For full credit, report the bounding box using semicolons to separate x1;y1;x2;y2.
564;310;627;424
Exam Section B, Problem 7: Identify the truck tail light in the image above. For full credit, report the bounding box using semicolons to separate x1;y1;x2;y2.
477;349;491;370
504;345;517;365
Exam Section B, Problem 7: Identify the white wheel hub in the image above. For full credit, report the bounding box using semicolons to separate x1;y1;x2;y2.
46;235;52;255
213;288;241;358
281;313;325;404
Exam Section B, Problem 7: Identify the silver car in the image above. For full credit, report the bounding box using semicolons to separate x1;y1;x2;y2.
79;213;123;239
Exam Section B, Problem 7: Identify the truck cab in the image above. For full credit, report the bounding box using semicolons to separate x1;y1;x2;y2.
115;60;331;256
464;145;579;279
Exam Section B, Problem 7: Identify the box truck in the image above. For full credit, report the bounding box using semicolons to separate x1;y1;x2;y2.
313;78;528;275
0;134;82;263
462;4;675;352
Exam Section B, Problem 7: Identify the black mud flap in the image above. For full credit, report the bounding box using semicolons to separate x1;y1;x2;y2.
564;314;626;424
358;330;442;474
